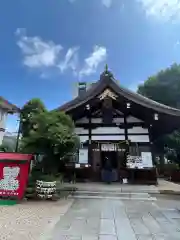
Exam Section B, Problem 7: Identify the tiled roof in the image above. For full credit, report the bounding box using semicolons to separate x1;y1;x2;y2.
57;72;180;117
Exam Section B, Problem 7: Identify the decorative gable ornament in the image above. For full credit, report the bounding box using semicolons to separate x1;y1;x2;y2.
98;88;117;100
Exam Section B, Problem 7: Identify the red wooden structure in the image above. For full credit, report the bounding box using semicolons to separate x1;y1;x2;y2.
0;153;33;200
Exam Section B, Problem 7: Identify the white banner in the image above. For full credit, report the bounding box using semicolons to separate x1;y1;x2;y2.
141;152;153;168
79;149;88;164
101;143;115;151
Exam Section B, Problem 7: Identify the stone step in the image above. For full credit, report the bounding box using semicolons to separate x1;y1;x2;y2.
69;186;159;194
71;190;157;201
74;190;151;198
69;195;157;201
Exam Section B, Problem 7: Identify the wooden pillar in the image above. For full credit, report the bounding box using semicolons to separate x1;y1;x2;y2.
124;113;128;141
148;125;157;184
120;111;129;180
124;110;133;182
148;125;155;164
88;107;92;165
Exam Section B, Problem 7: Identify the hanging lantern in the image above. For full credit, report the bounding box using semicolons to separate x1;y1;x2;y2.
86;104;90;110
154;113;159;120
127;103;131;108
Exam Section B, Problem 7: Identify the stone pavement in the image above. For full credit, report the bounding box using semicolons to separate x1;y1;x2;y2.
158;179;180;194
51;198;180;240
0;199;73;240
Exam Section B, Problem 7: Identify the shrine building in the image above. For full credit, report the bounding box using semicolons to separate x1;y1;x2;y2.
57;67;180;184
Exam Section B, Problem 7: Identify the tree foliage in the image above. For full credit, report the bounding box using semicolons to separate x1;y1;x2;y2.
138;63;180;108
21;98;47;137
137;63;180;164
21;107;79;173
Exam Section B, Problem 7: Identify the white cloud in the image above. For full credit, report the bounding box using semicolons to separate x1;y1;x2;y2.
79;46;107;77
102;0;112;8
174;40;180;48
58;47;79;73
16;29;107;78
16;28;79;75
16;28;62;68
137;0;180;21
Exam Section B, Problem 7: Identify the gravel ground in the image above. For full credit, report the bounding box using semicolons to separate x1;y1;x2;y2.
0;199;73;240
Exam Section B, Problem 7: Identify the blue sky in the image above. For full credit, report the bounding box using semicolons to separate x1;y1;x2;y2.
2;0;180;133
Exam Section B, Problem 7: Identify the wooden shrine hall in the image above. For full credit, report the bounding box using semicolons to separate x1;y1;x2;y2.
57;66;180;184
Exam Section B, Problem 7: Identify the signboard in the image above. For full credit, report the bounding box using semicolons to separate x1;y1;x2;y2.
79;149;88;164
0;153;33;199
92;143;126;152
141;152;153;168
101;143;115;151
127;155;143;169
75;164;81;168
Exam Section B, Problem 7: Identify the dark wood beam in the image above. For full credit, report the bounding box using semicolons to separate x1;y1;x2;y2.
124;111;128;141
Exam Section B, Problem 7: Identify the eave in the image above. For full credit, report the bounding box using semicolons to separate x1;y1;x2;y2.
0;97;20;114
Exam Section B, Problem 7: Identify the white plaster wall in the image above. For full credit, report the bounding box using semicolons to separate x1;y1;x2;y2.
127;116;143;123
79;135;89;143
0;109;8;145
75;128;88;135
76;117;103;123
128;127;148;134
128;135;149;142
78;133;149;143
76;117;89;123
92;127;124;134
76;117;124;124
0;131;4;145
0;109;7;129
113;118;124;123
92;118;102;123
92;135;125;141
76;115;143;124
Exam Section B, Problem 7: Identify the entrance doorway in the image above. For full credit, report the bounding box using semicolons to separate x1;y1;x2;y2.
101;151;118;169
101;151;118;182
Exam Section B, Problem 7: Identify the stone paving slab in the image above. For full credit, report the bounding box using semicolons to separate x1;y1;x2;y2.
99;235;117;240
51;198;180;240
100;219;116;235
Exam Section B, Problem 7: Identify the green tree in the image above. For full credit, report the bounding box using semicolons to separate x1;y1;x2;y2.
138;63;180;108
138;63;180;165
21;110;79;173
20;98;47;137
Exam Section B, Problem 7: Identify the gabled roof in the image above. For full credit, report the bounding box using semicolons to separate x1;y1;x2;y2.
0;96;20;113
58;70;180;117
